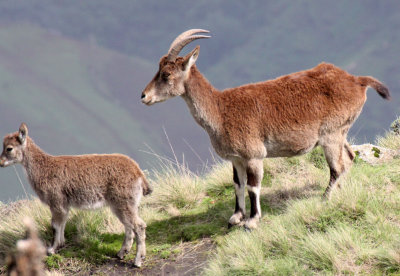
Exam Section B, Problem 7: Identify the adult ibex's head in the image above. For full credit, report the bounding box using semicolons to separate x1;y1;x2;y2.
0;123;28;167
141;29;210;105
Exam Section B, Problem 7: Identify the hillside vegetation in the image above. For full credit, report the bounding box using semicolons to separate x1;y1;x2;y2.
0;131;399;275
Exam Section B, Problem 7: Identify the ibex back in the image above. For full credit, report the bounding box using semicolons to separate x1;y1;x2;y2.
141;29;390;229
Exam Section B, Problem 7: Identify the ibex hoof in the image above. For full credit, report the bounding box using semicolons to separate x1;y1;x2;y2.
117;249;128;260
133;256;145;268
244;217;259;230
228;213;244;228
243;225;252;232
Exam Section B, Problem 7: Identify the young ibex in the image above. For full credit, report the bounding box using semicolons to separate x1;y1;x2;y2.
141;29;390;229
0;123;152;267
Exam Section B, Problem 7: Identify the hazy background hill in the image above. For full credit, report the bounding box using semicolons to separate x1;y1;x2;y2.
0;0;399;201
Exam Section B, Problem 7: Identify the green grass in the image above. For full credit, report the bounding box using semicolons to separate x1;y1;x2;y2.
0;158;235;274
204;155;400;275
1;133;400;275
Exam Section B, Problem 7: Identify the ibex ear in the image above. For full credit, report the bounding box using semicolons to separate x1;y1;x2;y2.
182;46;200;72
18;123;28;144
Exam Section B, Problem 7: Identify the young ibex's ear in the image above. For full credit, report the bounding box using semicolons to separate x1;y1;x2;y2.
18;123;28;144
182;46;200;72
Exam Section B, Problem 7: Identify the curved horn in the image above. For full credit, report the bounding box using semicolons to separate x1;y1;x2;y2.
167;29;210;61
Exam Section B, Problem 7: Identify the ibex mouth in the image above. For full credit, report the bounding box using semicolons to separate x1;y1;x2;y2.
141;98;154;106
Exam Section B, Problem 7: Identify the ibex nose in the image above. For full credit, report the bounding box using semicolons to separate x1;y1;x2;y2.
141;92;146;99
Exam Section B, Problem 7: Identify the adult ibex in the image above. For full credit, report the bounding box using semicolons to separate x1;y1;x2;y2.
141;29;390;229
0;123;151;267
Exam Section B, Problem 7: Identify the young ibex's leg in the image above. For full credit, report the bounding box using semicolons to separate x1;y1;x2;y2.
228;161;246;228
48;208;69;255
132;215;147;268
112;206;135;260
117;225;135;260
112;188;146;267
321;135;347;198
245;159;263;230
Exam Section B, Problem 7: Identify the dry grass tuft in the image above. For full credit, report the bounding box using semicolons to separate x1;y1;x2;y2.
377;132;400;150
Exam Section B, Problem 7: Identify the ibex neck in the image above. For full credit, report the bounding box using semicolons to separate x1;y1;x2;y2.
22;138;51;184
182;67;221;134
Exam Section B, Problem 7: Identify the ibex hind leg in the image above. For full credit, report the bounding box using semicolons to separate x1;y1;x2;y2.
117;226;135;260
111;195;146;267
133;215;147;268
110;205;136;260
344;141;355;162
321;134;349;199
337;140;356;189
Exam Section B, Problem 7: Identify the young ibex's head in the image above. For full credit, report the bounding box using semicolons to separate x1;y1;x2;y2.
0;123;28;167
141;29;210;105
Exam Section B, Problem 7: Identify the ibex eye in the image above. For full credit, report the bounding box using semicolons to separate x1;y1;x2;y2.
6;147;12;152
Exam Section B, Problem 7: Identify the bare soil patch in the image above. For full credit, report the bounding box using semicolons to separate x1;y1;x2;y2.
88;238;214;276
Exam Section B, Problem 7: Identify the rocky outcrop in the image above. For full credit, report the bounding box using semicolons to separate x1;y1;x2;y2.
351;144;400;165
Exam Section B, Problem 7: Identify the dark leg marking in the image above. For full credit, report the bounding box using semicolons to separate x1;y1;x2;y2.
345;143;355;161
246;167;259;218
233;167;244;215
324;167;339;197
234;194;241;214
248;191;258;218
233;167;240;186
233;167;243;215
329;167;339;184
229;166;245;229
246;167;257;187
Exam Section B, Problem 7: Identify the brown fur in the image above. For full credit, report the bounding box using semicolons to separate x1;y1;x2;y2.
141;31;390;229
0;123;151;267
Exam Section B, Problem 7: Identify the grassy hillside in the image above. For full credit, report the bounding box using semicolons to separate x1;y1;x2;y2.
0;132;399;275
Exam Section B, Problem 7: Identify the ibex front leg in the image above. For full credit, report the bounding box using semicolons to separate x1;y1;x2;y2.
228;162;246;228
48;207;69;255
245;159;263;230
